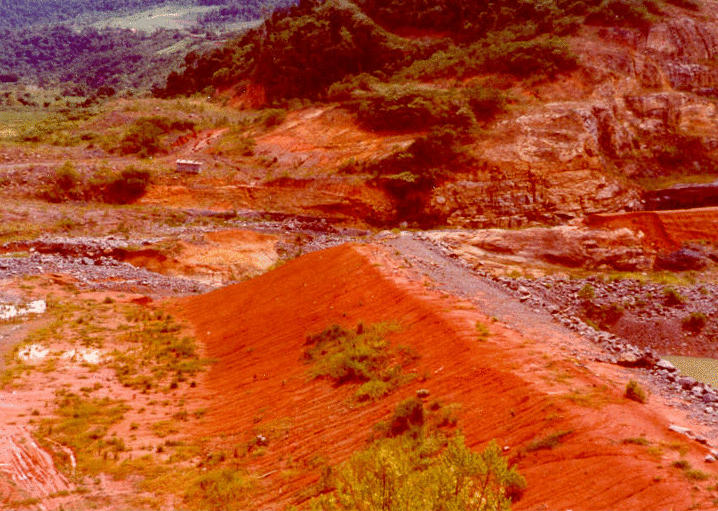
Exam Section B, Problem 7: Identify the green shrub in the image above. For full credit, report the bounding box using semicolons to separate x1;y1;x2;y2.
625;380;647;403
526;430;573;452
356;85;475;132
682;312;707;333
184;468;254;511
310;432;525;511
355;379;394;402
258;108;287;128
389;397;425;436
116;116;195;157
622;436;650;446
45;164;152;205
304;322;411;401
104;166;151;204
482;36;578;79
36;392;128;475
45;162;83;202
663;287;685;306
54;161;80;192
585;0;659;29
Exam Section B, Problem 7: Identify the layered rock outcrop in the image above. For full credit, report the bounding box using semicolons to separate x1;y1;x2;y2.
429;10;718;227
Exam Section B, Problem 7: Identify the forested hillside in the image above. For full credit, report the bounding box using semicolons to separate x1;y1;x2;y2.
0;26;211;93
159;0;681;101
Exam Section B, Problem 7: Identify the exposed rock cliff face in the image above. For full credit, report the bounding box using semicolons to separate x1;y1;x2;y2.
428;8;718;227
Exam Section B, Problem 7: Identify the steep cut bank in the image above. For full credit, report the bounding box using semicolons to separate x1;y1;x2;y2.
175;244;718;510
586;206;718;250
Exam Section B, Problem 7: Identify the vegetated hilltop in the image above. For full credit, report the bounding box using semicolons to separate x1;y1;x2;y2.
158;0;718;228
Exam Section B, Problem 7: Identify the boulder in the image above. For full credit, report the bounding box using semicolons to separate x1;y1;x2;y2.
655;247;709;271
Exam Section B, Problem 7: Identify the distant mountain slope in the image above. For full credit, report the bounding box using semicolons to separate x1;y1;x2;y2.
0;0;178;29
0;0;295;93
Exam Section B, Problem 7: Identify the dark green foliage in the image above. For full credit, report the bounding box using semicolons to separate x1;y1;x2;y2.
44;164;152;204
117;116;195;157
160;0;420;100
54;162;81;193
389;397;425;436
584;0;660;29
104;166;152;204
304;322;413;401
159;0;667;103
355;0;580;41
356;86;474;131
367;125;469;224
465;83;507;121
482;36;578;78
0;25;204;93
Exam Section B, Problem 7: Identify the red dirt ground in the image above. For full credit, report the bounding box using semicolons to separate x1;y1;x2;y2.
174;244;718;510
586;207;718;250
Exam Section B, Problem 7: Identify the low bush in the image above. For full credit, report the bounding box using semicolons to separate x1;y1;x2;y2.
682;312;707;333
368;124;470;224
578;283;596;301
310;432;525;511
304;322;413;401
663;287;685;306
464;83;507;121
104;166;151;204
526;429;573;452
116;116;195;157
389;397;425;436
36;391;128;475
44;164;152;204
258;108;287;128
585;0;660;29
184;468;255;511
355;85;475;132
482;36;578;79
400;36;577;83
625;380;647;403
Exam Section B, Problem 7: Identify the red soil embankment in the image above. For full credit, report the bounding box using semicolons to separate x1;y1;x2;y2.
174;244;718;510
586;207;718;250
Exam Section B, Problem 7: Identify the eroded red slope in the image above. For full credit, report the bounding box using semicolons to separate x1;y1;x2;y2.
174;244;718;510
586;207;718;250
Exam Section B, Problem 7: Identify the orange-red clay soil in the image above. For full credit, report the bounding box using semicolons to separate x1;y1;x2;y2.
174;244;718;510
587;207;718;250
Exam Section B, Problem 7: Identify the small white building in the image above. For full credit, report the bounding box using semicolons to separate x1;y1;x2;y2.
176;159;202;174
